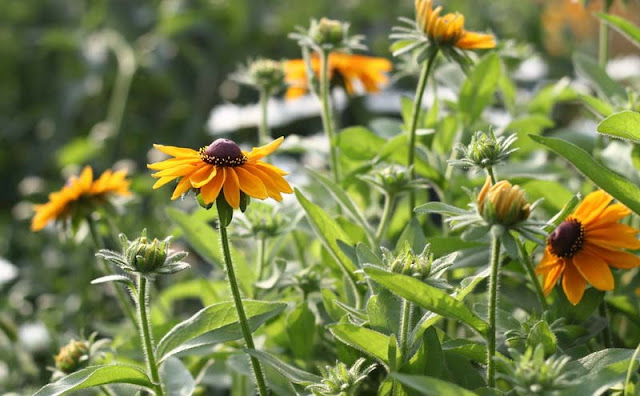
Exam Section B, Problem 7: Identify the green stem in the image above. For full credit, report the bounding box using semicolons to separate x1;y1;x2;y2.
319;50;340;183
258;89;271;146
407;50;438;216
624;342;640;395
219;224;269;396
136;274;163;396
375;193;395;242
398;299;412;361
598;18;609;68
486;167;496;184
487;234;501;388
254;236;267;298
600;301;614;348
86;216;137;325
516;240;548;311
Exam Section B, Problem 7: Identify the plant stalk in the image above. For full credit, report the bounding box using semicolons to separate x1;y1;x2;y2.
624;341;640;395
407;50;438;216
219;224;269;396
399;299;413;361
375;193;395;242
600;301;614;348
486;167;496;184
487;234;501;388
319;50;340;183
136;274;163;396
516;240;548;311
255;236;267;298
258;88;271;146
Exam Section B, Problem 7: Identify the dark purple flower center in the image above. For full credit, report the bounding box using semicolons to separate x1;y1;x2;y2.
199;139;246;167
548;219;585;258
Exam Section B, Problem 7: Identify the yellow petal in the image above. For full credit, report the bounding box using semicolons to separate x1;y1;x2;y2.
244;164;282;200
573;190;613;225
200;170;226;204
171;176;193;200
562;261;587;305
587;223;640;250
153;144;199;158
153;176;176;189
542;260;564;296
455;31;496;49
152;164;200;178
584;244;640;269
247;137;284;162
190;165;217;188
235;166;268;199
223;168;240;209
253;164;293;193
572;249;614;291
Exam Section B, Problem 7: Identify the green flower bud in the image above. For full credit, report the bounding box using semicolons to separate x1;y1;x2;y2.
307;358;376;396
450;130;517;172
310;18;346;47
247;59;286;93
127;237;168;273
54;340;89;374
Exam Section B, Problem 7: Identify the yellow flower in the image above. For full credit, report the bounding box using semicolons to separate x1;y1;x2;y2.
536;190;640;305
415;0;496;50
148;137;293;209
477;177;530;226
31;167;131;232
284;53;392;100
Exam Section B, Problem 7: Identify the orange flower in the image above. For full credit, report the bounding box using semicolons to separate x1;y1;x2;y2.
415;0;496;50
536;190;640;305
31;167;131;231
283;53;392;100
148;137;293;209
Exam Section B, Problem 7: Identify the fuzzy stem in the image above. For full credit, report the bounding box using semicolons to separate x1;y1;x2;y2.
375;193;395;242
487;234;501;388
486;167;496;184
624;341;640;395
219;224;269;396
319;50;340;183
598;18;609;68
258;88;271;147
407;50;438;216
516;240;548;311
86;216;137;325
399;299;413;361
136;274;163;396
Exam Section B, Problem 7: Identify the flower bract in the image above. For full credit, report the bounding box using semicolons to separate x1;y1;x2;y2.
31;166;131;232
148;137;293;209
536;190;640;305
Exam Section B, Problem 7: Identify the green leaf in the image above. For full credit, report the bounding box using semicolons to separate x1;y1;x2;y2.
379;134;443;183
329;323;390;365
529;135;640;215
391;373;478;396
458;52;502;125
337;126;387;160
598;13;640;49
294;189;359;281
166;207;223;268
156;300;287;362
364;267;489;336
286;303;316;360
577;93;614;118
572;53;626;100
597;111;640;144
160;357;196;396
414;202;468;216
561;349;638;395
244;349;322;385
526;320;557;356
307;168;376;246
34;365;152;396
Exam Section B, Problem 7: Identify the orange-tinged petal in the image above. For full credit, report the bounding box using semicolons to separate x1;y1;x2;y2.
78;166;93;191
147;157;202;170
200;170;226;204
190;165;217;188
253;164;293;193
587;223;640;250
585;203;632;230
542;260;565;295
247;137;284;162
562;261;587;305
223;168;240;209
235;166;268;199
572;249;614;291
152;164;200;178
171;176;193;200
584;244;640;269
572;190;613;225
153;144;199;158
243;164;282;200
536;247;562;273
455;31;496;49
153;176;176;189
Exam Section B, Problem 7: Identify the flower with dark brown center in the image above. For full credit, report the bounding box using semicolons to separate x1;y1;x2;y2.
547;219;584;258
199;139;247;167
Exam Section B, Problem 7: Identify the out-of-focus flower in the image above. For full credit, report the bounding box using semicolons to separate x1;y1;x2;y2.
359;165;426;197
289;18;366;53
231;58;286;95
477;177;531;226
284;53;392;99
52;333;110;377
383;241;456;290
536;190;640;305
307;358;376;396
147;137;292;209
31;167;131;232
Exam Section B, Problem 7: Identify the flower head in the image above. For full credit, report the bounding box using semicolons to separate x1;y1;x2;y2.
477;177;531;226
31;166;131;232
231;58;286;94
450;130;518;172
284;53;392;100
536;190;640;305
148;137;293;209
52;333;110;377
382;241;455;290
289;18;365;53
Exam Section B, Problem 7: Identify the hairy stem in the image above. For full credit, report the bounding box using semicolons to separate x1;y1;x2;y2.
136;274;163;396
319;50;340;183
375;193;395;242
399;299;413;361
219;224;269;396
407;50;438;216
487;235;501;388
486;167;496;184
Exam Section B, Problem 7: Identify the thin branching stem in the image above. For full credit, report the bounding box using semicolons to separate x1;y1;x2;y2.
398;299;413;361
516;240;548;311
375;193;395;242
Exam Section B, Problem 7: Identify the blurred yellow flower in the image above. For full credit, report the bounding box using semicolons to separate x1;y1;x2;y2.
284;53;392;99
148;137;292;209
415;0;496;50
536;190;640;305
31;167;131;231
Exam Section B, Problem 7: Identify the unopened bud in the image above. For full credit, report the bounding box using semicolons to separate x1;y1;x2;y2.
310;18;346;47
54;340;89;374
477;177;530;226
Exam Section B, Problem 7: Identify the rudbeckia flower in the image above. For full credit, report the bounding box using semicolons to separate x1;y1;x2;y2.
31;167;131;232
284;53;392;100
536;190;640;305
148;137;293;208
415;0;496;50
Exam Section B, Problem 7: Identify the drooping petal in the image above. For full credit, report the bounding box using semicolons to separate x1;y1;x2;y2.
247;137;284;162
243;164;282;200
199;169;226;204
584;244;640;269
455;32;496;49
562;261;587;305
153;144;199;158
171;176;194;200
223;168;241;209
542;260;565;296
572;249;614;291
152;164;200;178
147;157;202;170
153;176;176;189
235;166;268;199
253;163;293;193
190;165;217;188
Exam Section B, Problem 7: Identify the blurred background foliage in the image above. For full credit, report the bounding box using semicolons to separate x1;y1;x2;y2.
2;0;640;392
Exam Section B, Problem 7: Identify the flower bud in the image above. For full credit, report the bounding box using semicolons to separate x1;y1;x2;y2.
450;130;517;172
127;237;168;273
310;18;346;47
247;59;286;93
54;340;89;374
477;177;530;226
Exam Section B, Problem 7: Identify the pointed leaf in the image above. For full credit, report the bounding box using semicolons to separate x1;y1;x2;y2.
34;365;152;396
597;111;640;144
391;373;478;396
